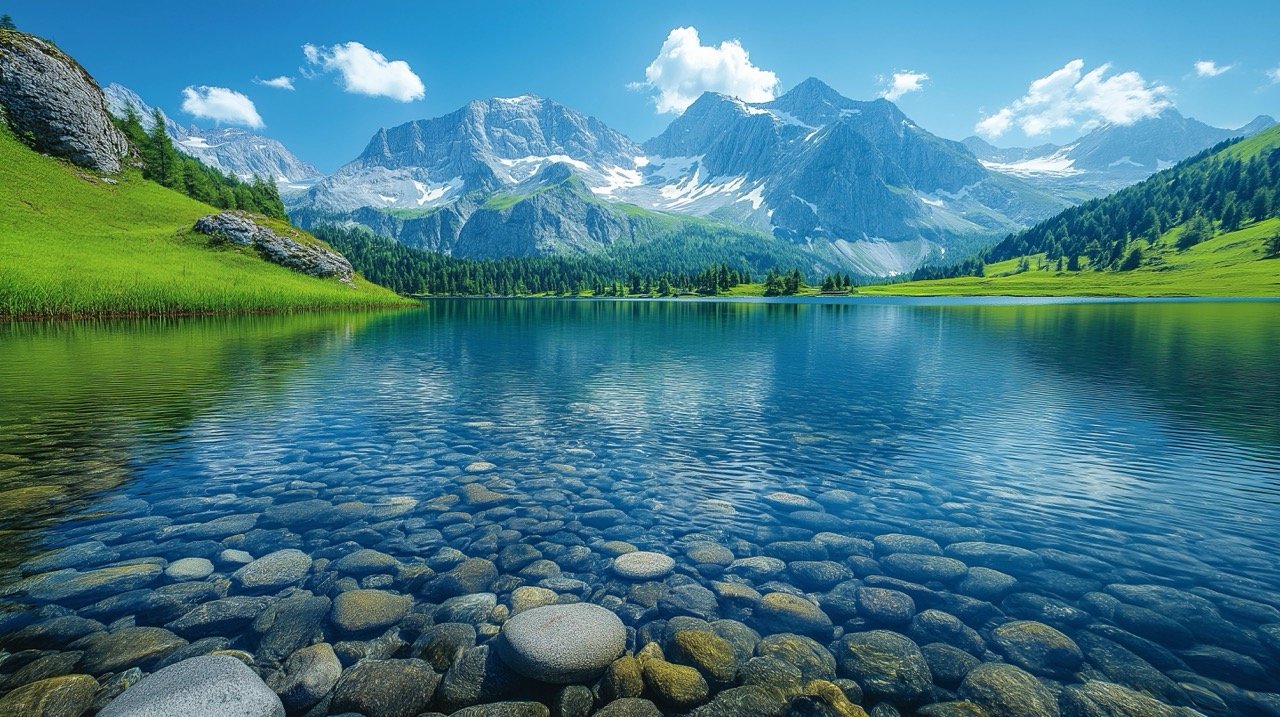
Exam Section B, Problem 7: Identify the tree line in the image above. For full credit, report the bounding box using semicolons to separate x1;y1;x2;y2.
114;107;286;219
313;224;766;296
982;137;1280;271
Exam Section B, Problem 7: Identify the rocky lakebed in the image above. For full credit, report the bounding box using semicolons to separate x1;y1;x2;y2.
2;453;1280;717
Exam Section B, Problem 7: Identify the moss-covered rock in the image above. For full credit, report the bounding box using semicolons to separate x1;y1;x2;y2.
792;679;870;717
958;662;1058;717
0;674;97;717
990;620;1083;678
641;658;709;709
669;629;740;686
756;593;834;639
601;655;646;701
330;589;411;634
835;630;933;706
757;633;838;682
77;626;187;675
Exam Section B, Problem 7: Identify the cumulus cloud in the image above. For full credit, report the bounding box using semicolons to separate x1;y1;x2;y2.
1194;60;1233;78
180;86;263;128
632;26;779;114
303;41;424;102
880;70;929;101
976;59;1172;139
255;75;295;90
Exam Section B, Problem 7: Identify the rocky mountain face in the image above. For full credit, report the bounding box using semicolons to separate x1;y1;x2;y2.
103;83;322;186
611;79;1068;274
292;81;1067;276
966;111;1278;200
0;29;129;173
300;95;645;215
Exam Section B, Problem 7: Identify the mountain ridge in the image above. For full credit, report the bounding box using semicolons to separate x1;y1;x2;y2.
966;110;1278;200
103;83;322;187
293;78;1068;276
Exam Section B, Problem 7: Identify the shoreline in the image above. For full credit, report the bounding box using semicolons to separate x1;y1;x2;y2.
0;300;421;324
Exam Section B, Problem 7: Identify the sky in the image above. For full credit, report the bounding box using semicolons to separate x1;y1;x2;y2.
8;1;1280;172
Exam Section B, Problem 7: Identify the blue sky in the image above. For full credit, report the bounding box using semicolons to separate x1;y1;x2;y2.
8;1;1279;172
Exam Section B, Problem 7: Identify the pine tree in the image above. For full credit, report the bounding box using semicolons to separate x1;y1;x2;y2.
1266;231;1280;258
1119;245;1143;271
1177;214;1214;250
145;109;183;189
0;14;16;30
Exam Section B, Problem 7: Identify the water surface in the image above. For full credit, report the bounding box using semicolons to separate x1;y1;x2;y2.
2;299;1279;713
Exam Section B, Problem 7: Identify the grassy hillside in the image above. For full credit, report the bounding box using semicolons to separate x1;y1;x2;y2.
863;218;1280;296
0;126;410;318
869;125;1280;297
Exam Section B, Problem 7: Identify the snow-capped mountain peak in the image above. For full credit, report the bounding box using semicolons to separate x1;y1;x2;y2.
103;83;321;186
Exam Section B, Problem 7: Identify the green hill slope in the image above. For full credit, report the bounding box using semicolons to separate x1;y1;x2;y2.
0;127;409;318
869;127;1280;296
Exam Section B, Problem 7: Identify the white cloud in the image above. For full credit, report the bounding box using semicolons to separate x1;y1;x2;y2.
633;26;779;114
303;41;424;102
1268;66;1280;84
1194;60;1233;78
180;86;263;128
976;59;1172;139
880;70;929;101
255;75;295;90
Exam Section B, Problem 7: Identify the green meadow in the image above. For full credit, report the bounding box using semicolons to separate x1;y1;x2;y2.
0;127;411;319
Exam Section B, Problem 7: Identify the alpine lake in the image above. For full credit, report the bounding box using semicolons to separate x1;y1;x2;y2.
2;297;1279;717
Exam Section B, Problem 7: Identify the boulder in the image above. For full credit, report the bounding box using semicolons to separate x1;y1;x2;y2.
193;213;354;283
497;603;625;683
97;655;283;717
613;552;676;580
275;643;342;712
330;658;439;717
331;589;412;634
0;674;97;717
835;630;933;705
0;29;130;172
231;549;311;592
958;662;1058;717
755;592;834;639
990;620;1083;678
77;626;187;675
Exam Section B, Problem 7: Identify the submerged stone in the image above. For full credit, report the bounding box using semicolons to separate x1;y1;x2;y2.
991;620;1083;678
98;655;283;717
958;662;1058;717
274;642;341;712
612;551;676;580
77;626;188;675
330;658;439;717
497;603;625;683
330;589;411;634
0;674;97;717
231;549;311;592
755;592;834;639
835;630;933;705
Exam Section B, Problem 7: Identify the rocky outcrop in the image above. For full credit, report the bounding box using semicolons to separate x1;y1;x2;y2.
193;212;355;283
0;29;129;173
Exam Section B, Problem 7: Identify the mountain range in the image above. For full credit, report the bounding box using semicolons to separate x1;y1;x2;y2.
103;83;322;188
106;80;1277;277
965;111;1275;201
291;79;1074;276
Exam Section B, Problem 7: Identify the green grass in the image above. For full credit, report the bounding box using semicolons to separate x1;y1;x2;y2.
863;218;1280;297
0;127;411;318
1218;124;1280;161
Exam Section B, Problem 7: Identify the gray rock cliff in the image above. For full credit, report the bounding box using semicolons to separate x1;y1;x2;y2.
0;29;129;173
